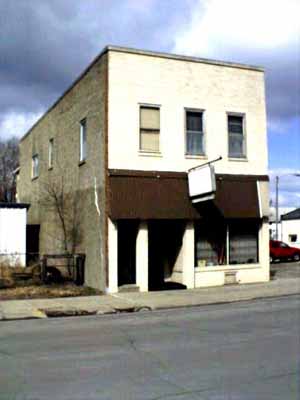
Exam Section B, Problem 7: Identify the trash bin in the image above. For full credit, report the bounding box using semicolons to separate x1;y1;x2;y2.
75;254;85;286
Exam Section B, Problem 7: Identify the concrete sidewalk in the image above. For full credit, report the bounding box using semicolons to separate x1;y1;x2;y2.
1;275;300;321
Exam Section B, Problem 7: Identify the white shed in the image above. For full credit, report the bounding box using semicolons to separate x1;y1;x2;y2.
0;203;30;267
281;208;300;249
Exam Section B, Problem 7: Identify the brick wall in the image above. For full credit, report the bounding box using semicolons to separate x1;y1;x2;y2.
18;54;108;290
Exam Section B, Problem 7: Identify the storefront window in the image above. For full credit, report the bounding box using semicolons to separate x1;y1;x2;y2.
195;220;227;267
195;220;259;267
229;221;258;264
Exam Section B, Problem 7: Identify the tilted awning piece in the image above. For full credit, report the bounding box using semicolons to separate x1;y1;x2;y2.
108;170;268;220
213;175;261;219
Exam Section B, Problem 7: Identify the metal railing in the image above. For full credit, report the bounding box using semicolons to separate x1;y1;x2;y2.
0;252;85;285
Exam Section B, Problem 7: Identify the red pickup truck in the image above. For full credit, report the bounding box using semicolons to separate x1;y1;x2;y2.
270;240;300;263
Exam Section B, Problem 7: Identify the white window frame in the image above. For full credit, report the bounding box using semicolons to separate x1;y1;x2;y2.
185;108;205;156
48;138;54;169
139;105;160;153
79;119;87;162
195;220;259;267
32;154;39;179
227;112;247;159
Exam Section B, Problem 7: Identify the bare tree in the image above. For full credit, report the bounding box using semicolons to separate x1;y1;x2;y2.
0;137;19;202
40;175;82;255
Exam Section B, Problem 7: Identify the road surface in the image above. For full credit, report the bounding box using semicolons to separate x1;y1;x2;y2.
0;295;299;399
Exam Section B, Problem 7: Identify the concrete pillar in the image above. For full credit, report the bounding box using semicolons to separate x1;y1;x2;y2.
259;218;270;281
182;221;195;289
107;218;118;293
136;221;148;292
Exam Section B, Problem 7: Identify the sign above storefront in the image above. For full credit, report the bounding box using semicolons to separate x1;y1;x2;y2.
188;163;217;203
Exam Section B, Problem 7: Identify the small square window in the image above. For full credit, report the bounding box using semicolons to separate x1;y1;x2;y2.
228;114;246;158
32;154;39;179
80;119;87;162
140;106;160;152
289;234;297;243
186;110;204;155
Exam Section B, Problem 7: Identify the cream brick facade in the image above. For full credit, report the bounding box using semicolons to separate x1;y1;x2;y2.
108;49;268;176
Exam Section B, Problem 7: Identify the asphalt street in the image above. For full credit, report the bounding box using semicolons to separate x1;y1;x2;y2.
0;295;299;400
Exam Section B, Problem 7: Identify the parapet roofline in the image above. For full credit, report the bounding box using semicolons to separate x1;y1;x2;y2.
20;45;264;142
106;45;264;72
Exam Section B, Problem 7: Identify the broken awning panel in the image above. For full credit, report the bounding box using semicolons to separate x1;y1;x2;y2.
108;170;268;220
214;176;259;218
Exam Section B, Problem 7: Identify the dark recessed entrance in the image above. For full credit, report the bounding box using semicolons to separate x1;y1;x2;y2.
148;220;186;291
118;220;138;287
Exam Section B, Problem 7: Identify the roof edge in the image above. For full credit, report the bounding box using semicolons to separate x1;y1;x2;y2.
281;207;300;220
20;46;110;143
0;202;30;209
20;45;264;143
107;45;264;72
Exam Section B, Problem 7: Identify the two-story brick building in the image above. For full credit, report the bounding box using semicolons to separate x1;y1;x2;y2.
18;46;269;292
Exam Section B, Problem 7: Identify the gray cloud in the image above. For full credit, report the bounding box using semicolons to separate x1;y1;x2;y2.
238;45;300;123
0;0;193;137
0;0;298;141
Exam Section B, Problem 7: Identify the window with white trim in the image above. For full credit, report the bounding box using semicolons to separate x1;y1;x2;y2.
228;114;246;158
195;220;227;267
229;221;258;264
139;106;160;152
79;119;87;162
195;220;258;267
48;138;54;169
186;110;204;156
32;154;39;179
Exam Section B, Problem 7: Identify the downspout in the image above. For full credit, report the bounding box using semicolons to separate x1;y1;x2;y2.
94;177;104;286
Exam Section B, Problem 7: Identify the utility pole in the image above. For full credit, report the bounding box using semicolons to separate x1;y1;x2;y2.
275;175;279;240
275;173;300;241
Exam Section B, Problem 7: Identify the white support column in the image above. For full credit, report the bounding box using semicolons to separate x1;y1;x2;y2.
136;221;148;292
259;219;270;281
107;218;118;293
182;221;195;289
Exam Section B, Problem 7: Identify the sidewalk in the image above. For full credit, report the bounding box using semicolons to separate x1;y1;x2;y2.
1;275;300;321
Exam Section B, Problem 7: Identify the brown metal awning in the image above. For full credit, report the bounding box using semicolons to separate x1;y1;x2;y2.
108;169;268;220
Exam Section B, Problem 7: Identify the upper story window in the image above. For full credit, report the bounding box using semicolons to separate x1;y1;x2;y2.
32;154;39;179
48;138;54;169
228;114;246;158
139;106;160;153
79;119;87;162
186;110;204;156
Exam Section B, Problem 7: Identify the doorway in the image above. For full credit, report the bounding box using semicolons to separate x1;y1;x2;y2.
117;220;138;287
26;224;40;265
148;220;186;290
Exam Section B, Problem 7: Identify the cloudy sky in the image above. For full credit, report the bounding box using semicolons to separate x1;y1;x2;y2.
0;0;299;206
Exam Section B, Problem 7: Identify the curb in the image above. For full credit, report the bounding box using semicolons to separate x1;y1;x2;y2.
1;278;299;321
0;305;154;321
1;293;299;321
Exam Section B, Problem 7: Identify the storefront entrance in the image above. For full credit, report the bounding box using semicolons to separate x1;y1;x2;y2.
148;220;186;290
117;220;139;287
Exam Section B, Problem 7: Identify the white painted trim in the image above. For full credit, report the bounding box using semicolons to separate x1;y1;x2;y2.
257;180;262;218
195;264;261;272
